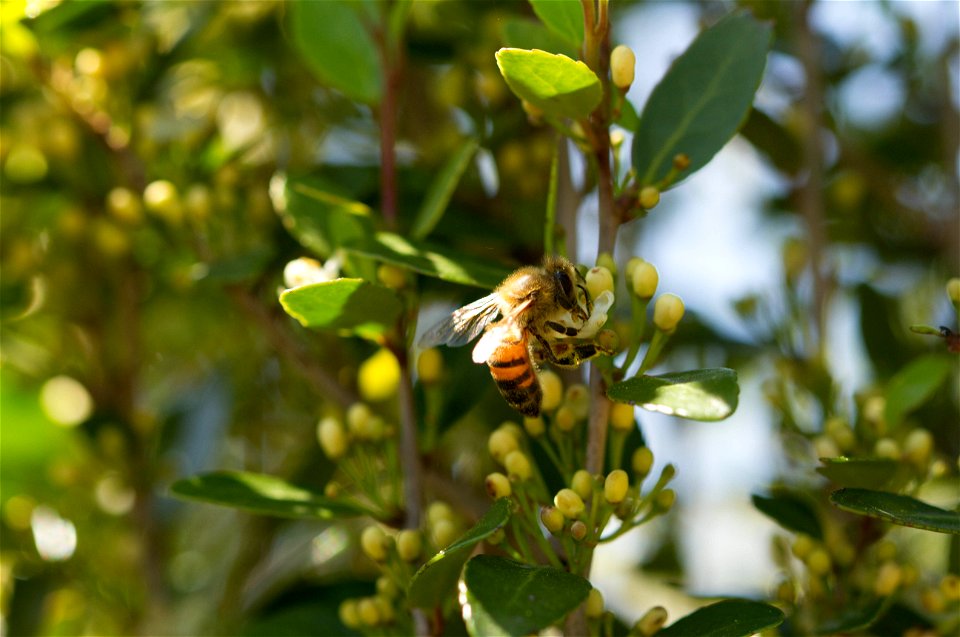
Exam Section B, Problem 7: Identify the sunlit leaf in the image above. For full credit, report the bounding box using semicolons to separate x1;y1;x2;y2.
657;599;785;637
280;278;402;339
461;555;591;637
501;18;577;60
830;488;960;534
408;498;511;609
495;48;602;120
528;0;583;48
170;471;377;519
607;368;739;421
816;457;905;490
411;138;479;240
883;354;952;429
632;12;771;188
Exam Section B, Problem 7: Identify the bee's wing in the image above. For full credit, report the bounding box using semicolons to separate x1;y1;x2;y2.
418;293;501;349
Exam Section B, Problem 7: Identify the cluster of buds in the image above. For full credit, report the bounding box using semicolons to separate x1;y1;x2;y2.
616;255;686;374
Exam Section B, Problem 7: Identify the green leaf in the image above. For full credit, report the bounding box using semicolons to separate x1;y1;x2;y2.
170;471;377;519
501;18;577;60
528;0;583;48
657;599;785;637
752;490;823;539
614;96;640;131
816;598;888;635
343;232;511;289
495;48;602;120
816;457;905;490
631;12;772;188
830;488;960;535
460;555;591;637
408;498;512;609
411;138;479;240
883;354;953;429
272;173;375;260
279;278;402;339
289;0;381;104
607;368;739;421
739;108;801;175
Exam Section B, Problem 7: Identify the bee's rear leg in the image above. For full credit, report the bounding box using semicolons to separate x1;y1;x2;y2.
545;320;581;338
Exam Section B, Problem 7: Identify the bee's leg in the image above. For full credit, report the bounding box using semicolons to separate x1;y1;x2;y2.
545;320;581;338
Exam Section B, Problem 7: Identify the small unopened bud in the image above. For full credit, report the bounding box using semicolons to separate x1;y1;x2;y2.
806;547;832;576
874;437;901;460
324;481;340;498
360;526;389;562
417;348;444;384
357;597;381;626
358;348;401;402
564;384;590;419
874;562;902;596
431;518;458;548
634;607;668;636
376;575;399;598
540;505;565;534
585;588;605;618
571;470;594;500
377;263;407;289
791;534;815;560
427;501;454;526
554;488;585;519
339;600;361;629
554;405;577;432
903;428;933;467
946;277;960;304
317;417;349;460
941;573;960;601
504;450;532;481
632;447;654;476
485;472;512;498
604;470;629;504
487;528;506;545
488;428;519;464
539;370;563;412
596;252;617;277
570;520;588;540
631;262;659;299
524;416;545;437
609;402;635;431
654;488;675;512
672;153;690;171
586;266;615;301
610;45;636;91
396;529;422;562
653;293;684;332
639;186;660;210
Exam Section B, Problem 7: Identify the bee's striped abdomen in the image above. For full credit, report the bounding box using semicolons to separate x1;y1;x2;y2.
487;338;541;417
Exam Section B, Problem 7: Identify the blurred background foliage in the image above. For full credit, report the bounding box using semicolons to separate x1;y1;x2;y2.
0;1;956;636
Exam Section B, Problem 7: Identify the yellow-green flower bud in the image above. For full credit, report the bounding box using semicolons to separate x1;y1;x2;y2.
632;447;654;476
564;384;590;420
541;505;565;534
570;520;587;540
609;402;635;431
585;588;605;618
625;257;645;283
631;262;659;299
427;501;454;527
432;518;458;549
610;45;636;91
791;534;814;560
358;348;401;402
903;428;933;467
356;597;381;626
571;470;594;500
376;575;399;598
317;417;349;460
806;547;832;576
143;179;182;224
488;428;520;464
107;187;143;225
654;488;675;512
940;573;960;601
376;263;407;289
523;416;545;437
324;481;340;498
539;370;563;412
184;184;212;221
946;277;960;304
504;450;532;481
339;599;361;629
596;252;617;277
586;266;615;301
346;403;373;436
653;293;684;332
373;595;395;624
874;562;902;597
921;587;946;613
485;472;513;499
634;607;668;637
874;437;901;460
604;470;629;504
360;526;389;562
487;528;506;545
417;348;444;385
639;186;660;210
397;529;422;562
554;405;577;432
554;488;585;519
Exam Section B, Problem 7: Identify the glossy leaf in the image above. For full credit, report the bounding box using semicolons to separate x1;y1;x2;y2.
501;18;577;60
657;599;785;637
883;354;952;429
830;488;960;534
170;471;376;519
411;138;479;240
816;457;904;490
632;12;771;188
528;0;583;48
461;555;591;637
607;368;739;421
495;48;602;120
408;498;511;609
752;490;822;540
343;232;511;289
289;1;381;104
280;278;402;339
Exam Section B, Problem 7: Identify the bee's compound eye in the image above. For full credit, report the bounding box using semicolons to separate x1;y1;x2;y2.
555;269;574;301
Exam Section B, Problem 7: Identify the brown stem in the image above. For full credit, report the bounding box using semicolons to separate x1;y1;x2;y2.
375;23;402;229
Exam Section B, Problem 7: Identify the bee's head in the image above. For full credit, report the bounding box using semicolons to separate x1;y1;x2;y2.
545;256;590;321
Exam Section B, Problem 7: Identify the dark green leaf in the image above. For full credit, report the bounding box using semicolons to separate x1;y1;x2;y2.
883;354;953;429
657;599;785;637
289;1;381;104
501;18;577;60
830;488;960;534
739;108;801;175
607;368;739;421
495;48;602;120
25;0;114;35
196;248;273;284
170;471;376;519
752;490;823;539
614;96;640;131
461;555;591;637
411;138;479;240
816;598;888;635
528;0;583;48
631;12;772;188
816;457;904;490
408;498;512;609
343;233;511;289
279;278;402;339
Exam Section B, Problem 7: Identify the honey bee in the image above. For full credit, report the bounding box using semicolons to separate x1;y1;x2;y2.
419;256;614;417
